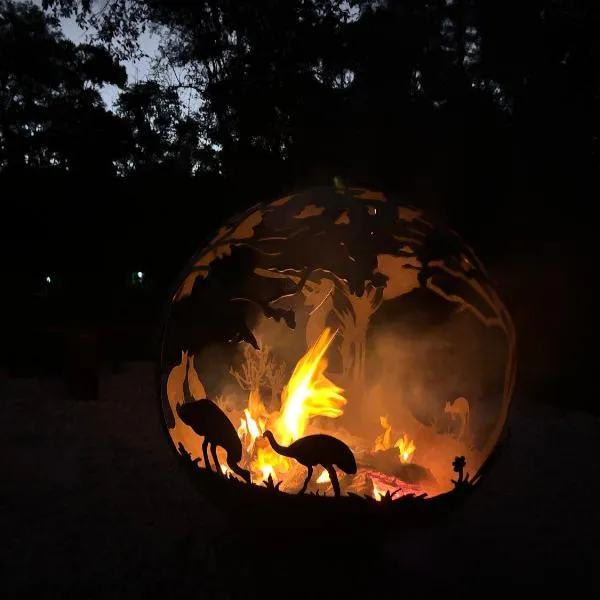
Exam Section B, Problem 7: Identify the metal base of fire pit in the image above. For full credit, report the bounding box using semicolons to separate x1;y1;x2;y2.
174;438;504;539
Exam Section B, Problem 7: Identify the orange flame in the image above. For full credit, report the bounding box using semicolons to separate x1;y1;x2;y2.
276;327;345;445
239;327;347;484
373;416;392;452
373;416;416;464
395;433;416;464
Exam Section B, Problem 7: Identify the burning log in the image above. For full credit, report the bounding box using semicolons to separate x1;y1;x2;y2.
343;467;427;500
365;469;427;500
361;448;437;486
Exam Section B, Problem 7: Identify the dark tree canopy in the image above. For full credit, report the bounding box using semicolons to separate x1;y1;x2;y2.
0;0;130;175
115;80;210;176
35;0;600;211
1;0;214;177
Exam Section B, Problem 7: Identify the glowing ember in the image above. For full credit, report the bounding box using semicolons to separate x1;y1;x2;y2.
316;469;330;484
366;470;424;501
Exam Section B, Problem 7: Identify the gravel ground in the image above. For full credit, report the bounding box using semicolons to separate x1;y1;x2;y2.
1;363;598;597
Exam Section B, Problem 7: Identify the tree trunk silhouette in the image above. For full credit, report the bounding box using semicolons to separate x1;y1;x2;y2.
335;284;384;386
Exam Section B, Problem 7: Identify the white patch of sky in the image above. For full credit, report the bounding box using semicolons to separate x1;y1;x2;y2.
33;0;388;157
31;0;159;109
49;8;217;157
51;1;360;111
58;17;160;110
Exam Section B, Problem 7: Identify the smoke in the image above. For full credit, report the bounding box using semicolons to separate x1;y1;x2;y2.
251;311;306;366
361;307;509;450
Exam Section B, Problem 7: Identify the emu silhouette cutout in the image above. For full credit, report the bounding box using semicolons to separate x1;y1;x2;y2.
177;359;250;484
177;400;251;484
263;430;357;497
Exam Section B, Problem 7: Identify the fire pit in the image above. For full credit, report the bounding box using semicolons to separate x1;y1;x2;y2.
160;184;516;534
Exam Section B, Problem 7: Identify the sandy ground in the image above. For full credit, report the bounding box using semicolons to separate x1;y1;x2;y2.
1;363;598;597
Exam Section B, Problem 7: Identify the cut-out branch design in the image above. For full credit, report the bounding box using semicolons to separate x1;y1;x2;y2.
396;218;516;466
229;342;277;392
168;188;433;362
420;255;516;461
229;342;287;413
169;188;513;388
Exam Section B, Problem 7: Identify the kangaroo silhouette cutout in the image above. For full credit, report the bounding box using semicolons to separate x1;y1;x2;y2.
263;430;357;497
176;360;251;484
444;396;471;441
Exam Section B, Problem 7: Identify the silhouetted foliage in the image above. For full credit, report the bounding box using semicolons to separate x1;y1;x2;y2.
116;80;214;176
0;0;129;175
34;0;600;190
451;454;475;487
262;474;282;492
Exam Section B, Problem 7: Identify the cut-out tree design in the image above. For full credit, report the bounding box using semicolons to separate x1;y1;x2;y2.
229;343;275;397
334;283;384;384
230;343;286;410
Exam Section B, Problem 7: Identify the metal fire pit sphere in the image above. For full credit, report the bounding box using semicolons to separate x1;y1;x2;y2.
160;185;516;527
